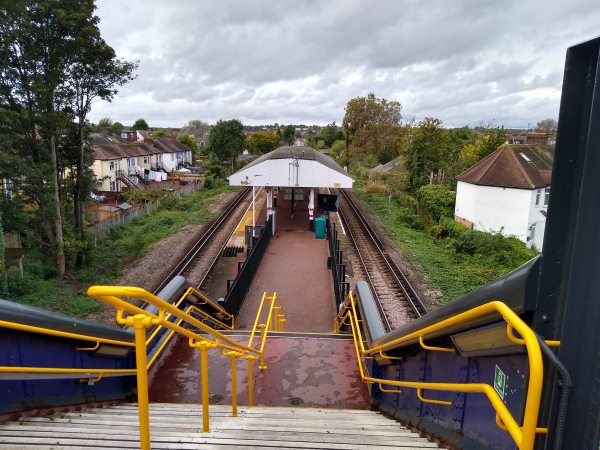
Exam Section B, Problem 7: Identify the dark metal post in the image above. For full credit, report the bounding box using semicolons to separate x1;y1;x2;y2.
533;36;600;449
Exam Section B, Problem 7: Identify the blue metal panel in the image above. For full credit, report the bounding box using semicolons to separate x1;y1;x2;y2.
0;330;135;414
372;350;528;449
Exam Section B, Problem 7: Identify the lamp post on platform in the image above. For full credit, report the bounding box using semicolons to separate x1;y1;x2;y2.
252;173;265;237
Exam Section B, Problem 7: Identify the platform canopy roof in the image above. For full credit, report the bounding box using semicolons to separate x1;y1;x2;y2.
228;146;354;188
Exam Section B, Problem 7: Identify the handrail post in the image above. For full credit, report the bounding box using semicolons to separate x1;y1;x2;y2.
245;355;257;407
121;314;155;450
190;339;215;432
224;351;241;417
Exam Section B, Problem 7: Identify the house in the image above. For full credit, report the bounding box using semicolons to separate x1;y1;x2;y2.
152;137;193;172
507;132;552;149
136;130;149;141
454;144;554;251
91;133;194;192
119;129;138;142
91;133;161;192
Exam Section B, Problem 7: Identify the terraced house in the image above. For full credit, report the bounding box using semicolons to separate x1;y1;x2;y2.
91;133;193;192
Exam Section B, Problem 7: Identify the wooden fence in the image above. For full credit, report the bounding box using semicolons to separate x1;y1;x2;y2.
90;182;203;243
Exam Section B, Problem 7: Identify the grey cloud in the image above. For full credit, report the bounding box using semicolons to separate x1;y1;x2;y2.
90;0;600;127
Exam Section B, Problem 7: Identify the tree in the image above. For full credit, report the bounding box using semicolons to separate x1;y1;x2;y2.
0;0;91;275
181;119;210;138
535;118;558;132
0;1;135;274
402;118;448;191
343;93;402;164
330;140;346;158
208;119;245;171
246;132;279;154
0;213;6;296
97;117;113;128
282;125;295;145
178;134;199;159
319;122;344;148
111;121;124;134
445;126;476;182
132;118;148;130
66;11;136;261
150;129;172;139
460;126;506;169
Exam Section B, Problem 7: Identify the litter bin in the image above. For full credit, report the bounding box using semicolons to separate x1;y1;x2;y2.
314;216;327;239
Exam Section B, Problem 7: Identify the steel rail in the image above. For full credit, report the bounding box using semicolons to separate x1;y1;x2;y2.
336;205;392;331
154;186;251;294
197;186;264;289
336;188;427;320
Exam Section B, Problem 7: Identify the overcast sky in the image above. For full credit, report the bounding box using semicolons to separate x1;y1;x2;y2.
90;0;599;128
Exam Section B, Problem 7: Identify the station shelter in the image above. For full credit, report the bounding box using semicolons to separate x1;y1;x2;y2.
228;146;354;233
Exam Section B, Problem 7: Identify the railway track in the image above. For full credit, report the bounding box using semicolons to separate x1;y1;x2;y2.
154;187;252;294
336;188;427;329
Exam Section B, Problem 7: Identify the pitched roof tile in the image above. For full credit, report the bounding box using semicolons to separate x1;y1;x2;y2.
457;143;553;189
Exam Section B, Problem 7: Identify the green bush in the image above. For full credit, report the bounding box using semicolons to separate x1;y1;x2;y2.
439;217;468;239
417;184;455;222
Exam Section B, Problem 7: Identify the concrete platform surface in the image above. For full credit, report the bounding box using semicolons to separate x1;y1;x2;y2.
150;334;370;410
236;197;336;333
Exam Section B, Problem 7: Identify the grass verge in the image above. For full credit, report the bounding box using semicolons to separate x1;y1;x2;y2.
5;182;234;318
353;182;538;303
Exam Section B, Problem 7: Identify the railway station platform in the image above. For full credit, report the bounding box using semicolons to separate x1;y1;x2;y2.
235;196;336;333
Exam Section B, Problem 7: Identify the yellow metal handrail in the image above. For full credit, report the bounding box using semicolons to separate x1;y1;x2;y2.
144;286;234;363
0;319;136;379
247;292;286;370
337;291;548;450
86;285;284;450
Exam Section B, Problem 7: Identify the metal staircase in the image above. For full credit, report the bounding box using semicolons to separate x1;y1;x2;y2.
0;403;441;449
117;170;143;190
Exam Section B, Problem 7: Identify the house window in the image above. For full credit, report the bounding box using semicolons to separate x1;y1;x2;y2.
143;156;150;164
121;132;128;139
109;161;117;171
110;180;117;192
544;188;550;206
171;153;175;161
535;189;542;206
527;223;536;241
128;157;136;167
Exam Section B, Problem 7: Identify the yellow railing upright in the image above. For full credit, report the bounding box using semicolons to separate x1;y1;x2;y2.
86;285;285;450
335;291;551;450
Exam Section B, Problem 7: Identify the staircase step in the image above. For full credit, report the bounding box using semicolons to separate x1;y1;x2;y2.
0;403;443;449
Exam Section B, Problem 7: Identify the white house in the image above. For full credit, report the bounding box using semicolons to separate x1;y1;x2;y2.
152;137;193;172
454;144;553;251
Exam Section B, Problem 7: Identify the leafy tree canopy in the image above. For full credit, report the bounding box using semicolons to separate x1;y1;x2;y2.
177;134;199;158
97;117;113;128
535;118;558;132
207;119;245;169
150;129;172;139
343;93;402;163
181;119;211;138
246;132;279;154
282;125;295;145
460;126;506;169
402;118;448;191
111;122;124;134
132;118;148;130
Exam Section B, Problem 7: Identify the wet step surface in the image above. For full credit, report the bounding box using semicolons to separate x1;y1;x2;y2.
150;333;369;409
